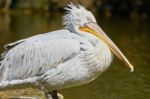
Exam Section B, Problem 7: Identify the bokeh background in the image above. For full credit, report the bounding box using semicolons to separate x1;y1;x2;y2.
0;0;150;99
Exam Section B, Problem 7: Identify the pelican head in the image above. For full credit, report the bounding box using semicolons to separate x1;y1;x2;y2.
63;3;96;30
63;3;134;72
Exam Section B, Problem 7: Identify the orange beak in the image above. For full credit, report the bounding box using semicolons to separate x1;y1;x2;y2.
80;23;134;72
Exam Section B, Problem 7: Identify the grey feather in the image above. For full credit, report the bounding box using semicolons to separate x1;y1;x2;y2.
1;39;25;59
0;30;84;81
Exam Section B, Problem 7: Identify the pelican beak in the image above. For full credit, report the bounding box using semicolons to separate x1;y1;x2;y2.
80;23;134;72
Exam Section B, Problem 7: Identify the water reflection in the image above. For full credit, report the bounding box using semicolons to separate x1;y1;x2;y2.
0;13;149;99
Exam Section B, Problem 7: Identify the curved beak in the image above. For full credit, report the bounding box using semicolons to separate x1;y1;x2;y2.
80;23;134;72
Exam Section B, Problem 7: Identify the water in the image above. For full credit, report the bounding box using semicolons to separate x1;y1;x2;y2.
0;12;149;99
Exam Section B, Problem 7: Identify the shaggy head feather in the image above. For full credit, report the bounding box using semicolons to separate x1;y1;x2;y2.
63;3;97;31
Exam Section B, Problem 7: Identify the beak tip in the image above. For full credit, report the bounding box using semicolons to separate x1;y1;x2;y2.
130;65;134;72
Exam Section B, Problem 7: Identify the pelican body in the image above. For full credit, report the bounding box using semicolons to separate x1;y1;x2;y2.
0;3;133;99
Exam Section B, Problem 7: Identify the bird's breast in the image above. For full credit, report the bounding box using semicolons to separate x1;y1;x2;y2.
80;39;112;78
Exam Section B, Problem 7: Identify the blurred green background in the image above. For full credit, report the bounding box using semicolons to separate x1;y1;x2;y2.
0;0;150;99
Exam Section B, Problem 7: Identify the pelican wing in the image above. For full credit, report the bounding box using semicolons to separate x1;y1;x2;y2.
1;39;25;59
0;30;81;81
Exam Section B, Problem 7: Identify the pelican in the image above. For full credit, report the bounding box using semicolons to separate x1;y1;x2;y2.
0;3;134;99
